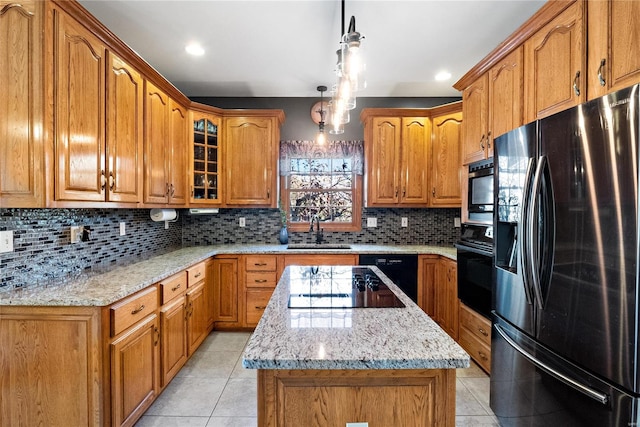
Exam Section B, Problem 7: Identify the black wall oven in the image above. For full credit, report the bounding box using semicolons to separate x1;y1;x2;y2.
467;159;494;224
455;224;493;319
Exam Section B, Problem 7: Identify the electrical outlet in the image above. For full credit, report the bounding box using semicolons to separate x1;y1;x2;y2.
366;217;377;228
239;217;246;227
401;217;408;227
454;217;461;228
0;230;13;253
119;222;126;236
70;226;83;244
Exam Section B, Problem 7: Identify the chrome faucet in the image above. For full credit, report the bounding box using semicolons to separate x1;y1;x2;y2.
310;215;324;244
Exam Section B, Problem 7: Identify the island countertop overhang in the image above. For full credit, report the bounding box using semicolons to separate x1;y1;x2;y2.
242;265;470;370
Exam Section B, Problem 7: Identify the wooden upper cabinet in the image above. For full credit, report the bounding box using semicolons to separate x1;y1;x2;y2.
168;100;188;205
143;81;169;204
400;118;430;205
524;1;585;122
0;0;44;208
489;47;524;142
367;117;401;205
431;109;462;207
190;112;222;205
224;116;278;207
461;75;488;165
107;53;143;203
53;8;106;202
587;0;640;100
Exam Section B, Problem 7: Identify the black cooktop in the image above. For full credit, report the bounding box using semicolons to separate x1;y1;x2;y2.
287;266;406;309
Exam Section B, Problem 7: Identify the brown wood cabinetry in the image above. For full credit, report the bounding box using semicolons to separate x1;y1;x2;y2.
186;280;208;353
431;106;462;207
0;0;44;208
143;82;188;205
243;255;278;327
524;1;585;122
190;109;222;205
434;257;458;340
458;303;491;373
159;272;188;387
224;112;284;207
363;115;430;206
587;0;640;100
461;76;489;165
418;255;439;316
110;313;160;427
489;47;524;142
212;256;241;328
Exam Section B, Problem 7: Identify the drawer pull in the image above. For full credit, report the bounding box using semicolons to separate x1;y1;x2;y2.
254;263;267;266
255;279;268;283
478;351;488;361
477;327;488;337
131;304;145;315
154;326;159;346
255;306;267;310
194;272;202;278
171;284;182;292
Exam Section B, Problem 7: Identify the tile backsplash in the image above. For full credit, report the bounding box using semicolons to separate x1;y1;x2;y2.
0;207;460;291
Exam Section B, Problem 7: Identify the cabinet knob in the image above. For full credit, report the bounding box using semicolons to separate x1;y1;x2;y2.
108;171;115;191
432;188;436;197
478;327;488;337
480;135;485;151
154;326;159;346
573;71;581;96
487;131;492;150
597;58;606;87
100;170;106;190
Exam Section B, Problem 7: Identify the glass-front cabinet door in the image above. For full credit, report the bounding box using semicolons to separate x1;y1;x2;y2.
191;113;221;204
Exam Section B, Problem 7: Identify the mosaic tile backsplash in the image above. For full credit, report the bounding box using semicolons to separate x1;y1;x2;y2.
0;207;460;291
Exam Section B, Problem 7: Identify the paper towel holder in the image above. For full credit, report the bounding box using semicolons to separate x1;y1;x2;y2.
150;209;179;229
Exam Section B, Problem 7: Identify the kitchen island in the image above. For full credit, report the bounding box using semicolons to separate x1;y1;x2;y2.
242;265;469;427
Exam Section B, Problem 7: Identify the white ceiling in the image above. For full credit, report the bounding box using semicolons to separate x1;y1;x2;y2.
78;0;545;98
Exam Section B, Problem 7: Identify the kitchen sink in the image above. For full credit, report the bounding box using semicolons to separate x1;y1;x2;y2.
286;243;351;250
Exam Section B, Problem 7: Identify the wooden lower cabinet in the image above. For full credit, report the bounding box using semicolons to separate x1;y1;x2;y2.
458;303;491;373
160;295;187;387
110;313;160;427
243;255;279;327
418;255;439;316
246;289;274;326
257;368;456;427
187;280;209;353
212;256;241;328
435;258;459;340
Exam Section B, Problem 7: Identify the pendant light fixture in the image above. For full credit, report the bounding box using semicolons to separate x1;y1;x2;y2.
328;0;365;134
316;85;327;145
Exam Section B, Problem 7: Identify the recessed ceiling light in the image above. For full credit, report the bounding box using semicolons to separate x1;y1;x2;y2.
185;43;205;56
435;71;452;82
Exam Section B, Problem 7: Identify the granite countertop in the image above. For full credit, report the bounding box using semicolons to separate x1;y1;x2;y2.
0;244;456;307
242;265;469;370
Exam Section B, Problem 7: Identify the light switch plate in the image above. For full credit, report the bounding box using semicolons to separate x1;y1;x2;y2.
454;217;461;227
239;217;246;227
0;230;13;253
401;217;408;227
70;226;83;244
119;222;126;236
366;217;377;228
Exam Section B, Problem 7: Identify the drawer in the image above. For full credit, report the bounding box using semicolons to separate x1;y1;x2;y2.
459;303;491;346
246;290;273;325
110;286;159;337
245;271;277;288
187;262;206;287
160;271;187;304
458;326;491;373
245;255;277;272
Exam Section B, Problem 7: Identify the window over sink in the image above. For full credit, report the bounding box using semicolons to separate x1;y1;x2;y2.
280;140;363;232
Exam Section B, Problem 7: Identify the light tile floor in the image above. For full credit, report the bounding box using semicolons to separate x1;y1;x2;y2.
135;331;499;427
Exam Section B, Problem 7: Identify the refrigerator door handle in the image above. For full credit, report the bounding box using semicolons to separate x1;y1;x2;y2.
520;157;536;305
528;156;548;309
494;323;609;405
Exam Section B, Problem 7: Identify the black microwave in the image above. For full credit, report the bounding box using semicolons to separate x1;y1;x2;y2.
467;159;494;222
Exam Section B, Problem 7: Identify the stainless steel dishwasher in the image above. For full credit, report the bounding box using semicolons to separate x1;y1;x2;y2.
358;254;418;303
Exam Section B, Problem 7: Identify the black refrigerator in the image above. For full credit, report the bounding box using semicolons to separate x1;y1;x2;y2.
491;84;640;426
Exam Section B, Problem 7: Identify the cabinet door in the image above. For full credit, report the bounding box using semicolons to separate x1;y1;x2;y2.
110;314;159;427
399;117;429;205
187;281;208;355
246;289;273;327
524;1;585;122
54;9;106;202
191;114;222;204
204;258;216;330
212;257;239;325
418;255;439;317
489;46;523;144
431;112;462;207
107;53;143;203
435;258;458;340
0;0;44;207
168;100;188;205
143;81;169;204
367;117;401;205
225;117;275;206
588;0;640;100
160;296;187;387
461;75;488;165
